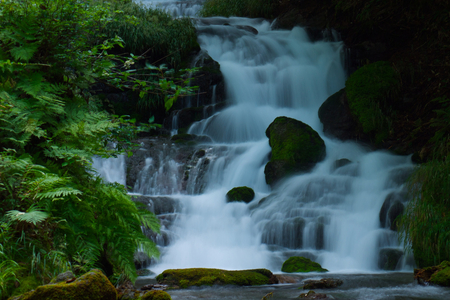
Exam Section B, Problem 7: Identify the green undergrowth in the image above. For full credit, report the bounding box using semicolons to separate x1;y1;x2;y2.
156;268;275;288
345;61;400;144
100;0;198;66
200;0;275;18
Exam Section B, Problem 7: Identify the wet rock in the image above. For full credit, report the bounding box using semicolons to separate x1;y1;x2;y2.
261;217;305;249
379;192;405;230
318;89;360;141
265;116;326;186
134;196;180;215
281;256;328;273
235;25;258;35
226;186;255;203
299;290;328;299
378;248;403;271
302;278;343;289
415;261;450;286
156;268;278;288
275;275;299;283
141;290;172;300
10;269;117;300
333;158;352;170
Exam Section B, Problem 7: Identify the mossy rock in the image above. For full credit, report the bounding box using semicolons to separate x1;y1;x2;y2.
156;268;278;289
281;257;328;273
415;261;450;286
264;117;326;186
141;290;172;300
10;269;117;300
345;61;399;145
226;186;255;203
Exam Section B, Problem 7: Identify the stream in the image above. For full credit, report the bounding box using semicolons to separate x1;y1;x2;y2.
93;0;450;298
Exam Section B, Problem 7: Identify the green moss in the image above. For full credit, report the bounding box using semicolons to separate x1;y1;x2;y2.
156;268;275;288
430;261;450;286
11;275;41;297
12;269;117;300
345;61;399;144
264;117;325;185
141;290;172;300
281;257;328;273
226;186;255;203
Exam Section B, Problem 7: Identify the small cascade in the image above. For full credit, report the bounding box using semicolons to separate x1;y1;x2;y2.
141;0;205;17
89;0;417;275
92;155;126;186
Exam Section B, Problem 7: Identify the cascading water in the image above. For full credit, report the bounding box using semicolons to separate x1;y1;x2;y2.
96;0;415;275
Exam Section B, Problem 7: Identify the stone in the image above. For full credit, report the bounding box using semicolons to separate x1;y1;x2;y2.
264;117;326;186
318;89;360;141
299;290;328;299
141;290;172;300
226;186;255;203
50;271;75;284
378;248;403;270
302;278;343;289
281;257;328;273
156;268;278;288
379;192;405;230
10;269;117;300
415;261;450;286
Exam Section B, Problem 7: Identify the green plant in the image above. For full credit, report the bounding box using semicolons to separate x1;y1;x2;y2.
200;0;275;18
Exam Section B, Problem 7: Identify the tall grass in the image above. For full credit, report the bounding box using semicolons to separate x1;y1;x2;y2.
200;0;275;19
100;0;198;65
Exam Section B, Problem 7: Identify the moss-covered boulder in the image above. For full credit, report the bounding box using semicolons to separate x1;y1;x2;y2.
345;61;399;145
156;268;278;289
415;261;450;286
10;269;117;300
281;257;328;273
141;290;172;300
264;117;326;186
226;186;255;203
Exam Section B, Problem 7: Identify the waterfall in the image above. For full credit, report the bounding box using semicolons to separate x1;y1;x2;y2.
95;0;414;274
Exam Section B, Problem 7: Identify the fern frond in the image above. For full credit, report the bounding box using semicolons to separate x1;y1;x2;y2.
6;207;49;225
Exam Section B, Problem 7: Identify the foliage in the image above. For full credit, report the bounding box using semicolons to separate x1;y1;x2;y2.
399;157;450;267
345;61;399;144
100;0;198;66
0;0;199;297
200;0;275;19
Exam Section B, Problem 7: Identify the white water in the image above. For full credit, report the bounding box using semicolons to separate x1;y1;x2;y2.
95;0;415;274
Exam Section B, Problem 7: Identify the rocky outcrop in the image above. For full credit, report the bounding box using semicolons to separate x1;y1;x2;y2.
415;261;450;286
302;278;343;289
379;192;406;231
156;268;278;288
226;186;255;203
264;117;326;186
10;269;117;300
281;257;328;273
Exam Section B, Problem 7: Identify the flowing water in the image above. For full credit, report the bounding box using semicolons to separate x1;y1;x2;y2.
93;0;450;298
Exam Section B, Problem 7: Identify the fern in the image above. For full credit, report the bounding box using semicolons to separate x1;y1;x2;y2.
6;207;49;226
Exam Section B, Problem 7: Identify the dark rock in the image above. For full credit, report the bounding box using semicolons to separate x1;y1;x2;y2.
333;158;352;170
235;25;258;35
299;290;328;299
261;217;305;249
195;149;206;157
226;186;255;203
378;248;403;270
302;278;343;289
387;201;404;231
265;116;326;186
318;89;361;141
133;196;180;215
379;192;405;230
281;256;328;273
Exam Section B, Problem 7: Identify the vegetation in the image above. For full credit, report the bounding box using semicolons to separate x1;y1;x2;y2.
345;61;399;144
200;0;275;18
281;257;328;273
0;0;197;298
156;268;276;288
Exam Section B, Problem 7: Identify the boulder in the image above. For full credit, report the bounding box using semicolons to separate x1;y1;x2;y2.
415;261;450;286
281;257;328;273
302;278;343;289
264;117;326;186
10;269;117;300
141;290;172;300
299;290;328;299
226;186;255;203
318;89;360;141
156;268;278;288
50;271;75;284
378;248;403;271
379;192;405;231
